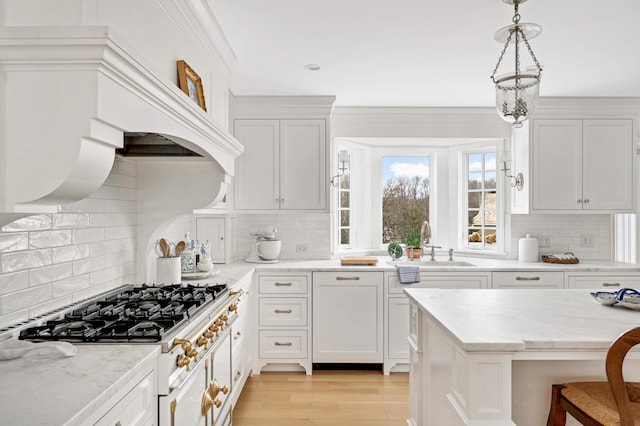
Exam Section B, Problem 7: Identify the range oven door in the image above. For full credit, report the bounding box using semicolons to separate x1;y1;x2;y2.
158;356;208;426
207;327;233;424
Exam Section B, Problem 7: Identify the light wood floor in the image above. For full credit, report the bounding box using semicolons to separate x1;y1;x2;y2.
232;370;409;426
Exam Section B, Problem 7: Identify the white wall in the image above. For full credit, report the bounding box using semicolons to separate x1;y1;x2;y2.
0;157;137;329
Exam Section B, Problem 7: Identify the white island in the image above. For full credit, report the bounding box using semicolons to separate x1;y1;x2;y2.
404;288;640;426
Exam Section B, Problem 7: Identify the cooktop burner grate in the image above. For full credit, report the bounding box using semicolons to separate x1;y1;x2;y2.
18;283;228;343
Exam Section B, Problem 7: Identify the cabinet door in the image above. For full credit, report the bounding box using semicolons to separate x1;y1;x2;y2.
195;216;225;263
387;296;410;360
532;119;582;210
492;271;564;288
280;119;326;210
582;119;633;210
233;119;280;210
312;271;383;363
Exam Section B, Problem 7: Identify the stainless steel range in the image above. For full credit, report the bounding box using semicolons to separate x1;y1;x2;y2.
17;282;245;426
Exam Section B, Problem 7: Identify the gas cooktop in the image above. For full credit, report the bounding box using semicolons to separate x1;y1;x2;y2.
18;283;228;343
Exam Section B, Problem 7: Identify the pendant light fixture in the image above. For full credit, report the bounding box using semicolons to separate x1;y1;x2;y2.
490;0;543;128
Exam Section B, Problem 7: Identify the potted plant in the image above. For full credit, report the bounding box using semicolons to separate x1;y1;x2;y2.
402;231;422;259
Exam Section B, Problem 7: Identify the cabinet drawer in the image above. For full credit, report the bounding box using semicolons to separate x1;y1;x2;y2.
567;275;640;289
95;372;155;426
314;271;383;285
258;275;309;294
259;297;308;326
259;330;307;359
492;271;564;288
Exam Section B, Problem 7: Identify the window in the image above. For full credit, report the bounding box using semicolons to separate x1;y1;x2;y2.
333;139;502;255
465;151;497;249
335;151;351;248
381;156;430;244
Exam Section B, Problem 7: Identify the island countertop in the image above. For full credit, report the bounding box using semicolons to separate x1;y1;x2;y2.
404;288;640;352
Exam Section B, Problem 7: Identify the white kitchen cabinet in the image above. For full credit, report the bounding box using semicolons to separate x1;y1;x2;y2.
567;273;640;290
313;271;384;364
492;271;564;289
194;215;228;263
384;272;489;375
531;119;633;212
233;119;327;211
254;272;312;374
95;371;156;426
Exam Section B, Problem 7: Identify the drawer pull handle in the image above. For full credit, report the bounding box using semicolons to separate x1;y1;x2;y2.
336;276;360;281
275;309;293;314
275;282;293;286
603;282;621;287
274;341;293;347
515;276;540;281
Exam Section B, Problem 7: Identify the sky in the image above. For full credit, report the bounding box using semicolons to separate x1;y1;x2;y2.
382;156;429;183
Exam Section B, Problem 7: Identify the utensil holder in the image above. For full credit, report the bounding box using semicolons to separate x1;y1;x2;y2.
156;257;181;284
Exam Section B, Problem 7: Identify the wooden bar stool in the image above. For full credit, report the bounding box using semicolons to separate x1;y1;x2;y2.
547;327;640;426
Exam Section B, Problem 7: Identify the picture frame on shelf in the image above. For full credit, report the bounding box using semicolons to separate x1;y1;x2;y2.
177;60;207;111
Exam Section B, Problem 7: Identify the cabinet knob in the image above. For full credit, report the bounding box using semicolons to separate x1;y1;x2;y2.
584;199;590;203
577;199;582;204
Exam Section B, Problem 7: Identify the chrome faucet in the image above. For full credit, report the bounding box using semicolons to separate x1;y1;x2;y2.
420;221;431;253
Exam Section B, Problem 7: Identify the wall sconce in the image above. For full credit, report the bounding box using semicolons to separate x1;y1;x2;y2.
330;150;350;187
501;161;524;191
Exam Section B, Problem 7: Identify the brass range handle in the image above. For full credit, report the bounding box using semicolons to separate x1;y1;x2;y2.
201;392;213;416
275;282;293;287
275;341;293;347
515;276;541;281
207;379;229;398
173;338;193;351
336;276;360;281
603;282;621;287
274;309;293;314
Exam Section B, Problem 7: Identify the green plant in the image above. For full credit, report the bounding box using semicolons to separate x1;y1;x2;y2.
402;231;422;248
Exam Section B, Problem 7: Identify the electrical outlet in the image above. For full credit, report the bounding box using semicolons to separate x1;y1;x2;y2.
296;243;309;253
539;236;551;247
580;234;595;248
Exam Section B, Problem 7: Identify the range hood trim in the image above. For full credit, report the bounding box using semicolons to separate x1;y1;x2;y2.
0;26;243;215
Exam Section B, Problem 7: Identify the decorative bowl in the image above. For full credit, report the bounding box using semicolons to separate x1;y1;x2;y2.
590;291;619;306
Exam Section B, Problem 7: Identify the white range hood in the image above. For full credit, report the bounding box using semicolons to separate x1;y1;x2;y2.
0;26;243;225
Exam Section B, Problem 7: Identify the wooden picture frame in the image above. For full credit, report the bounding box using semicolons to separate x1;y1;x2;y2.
177;60;207;111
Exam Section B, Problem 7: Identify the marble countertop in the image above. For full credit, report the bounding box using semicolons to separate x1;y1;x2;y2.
244;256;640;273
405;288;640;352
0;344;160;425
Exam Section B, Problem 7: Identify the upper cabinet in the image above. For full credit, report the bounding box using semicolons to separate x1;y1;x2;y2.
231;96;335;212
530;118;634;212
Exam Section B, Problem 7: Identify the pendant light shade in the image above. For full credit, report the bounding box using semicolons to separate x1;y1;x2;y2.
490;0;543;128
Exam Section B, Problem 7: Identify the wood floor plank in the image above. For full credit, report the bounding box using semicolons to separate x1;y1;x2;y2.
232;370;409;425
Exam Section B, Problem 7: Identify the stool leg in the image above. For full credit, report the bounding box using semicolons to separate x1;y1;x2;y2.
547;384;567;426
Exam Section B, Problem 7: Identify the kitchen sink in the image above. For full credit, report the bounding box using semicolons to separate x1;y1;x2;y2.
387;260;476;267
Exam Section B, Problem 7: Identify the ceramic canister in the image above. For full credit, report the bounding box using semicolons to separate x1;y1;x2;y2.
518;234;539;262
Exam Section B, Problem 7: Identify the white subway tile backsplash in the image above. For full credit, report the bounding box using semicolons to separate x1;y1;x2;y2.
29;295;73;318
73;257;106;276
104;173;135;188
1;249;52;273
105;225;136;240
0;309;28;331
118;187;137;201
90;213;117;227
52;275;92;298
52;214;90;229
1;284;52;314
0;271;29;295
29;230;72;249
89;185;119;200
73;228;105;244
105;199;134;213
52;244;91;263
90;267;119;285
114;160;137;177
0;233;28;253
91;240;121;257
1;214;51;232
71;198;106;213
29;263;73;287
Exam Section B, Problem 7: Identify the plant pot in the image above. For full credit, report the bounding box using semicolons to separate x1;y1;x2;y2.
405;248;422;259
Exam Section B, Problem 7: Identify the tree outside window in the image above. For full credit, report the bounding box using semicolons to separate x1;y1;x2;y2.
466;152;497;248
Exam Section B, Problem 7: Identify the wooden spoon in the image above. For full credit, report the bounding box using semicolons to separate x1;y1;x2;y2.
159;238;170;258
175;241;186;258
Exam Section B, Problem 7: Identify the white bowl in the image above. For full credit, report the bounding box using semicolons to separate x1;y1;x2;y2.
590;291;619;306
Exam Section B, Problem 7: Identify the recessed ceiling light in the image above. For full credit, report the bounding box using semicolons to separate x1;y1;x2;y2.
304;64;321;71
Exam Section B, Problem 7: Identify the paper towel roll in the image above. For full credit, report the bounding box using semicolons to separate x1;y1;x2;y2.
518;234;539;262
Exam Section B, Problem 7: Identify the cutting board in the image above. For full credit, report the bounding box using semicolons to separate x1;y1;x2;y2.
340;256;378;266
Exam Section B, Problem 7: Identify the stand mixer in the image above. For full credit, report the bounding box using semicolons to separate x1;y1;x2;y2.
245;226;281;263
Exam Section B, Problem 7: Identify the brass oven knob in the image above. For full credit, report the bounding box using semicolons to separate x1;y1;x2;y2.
201;392;213;416
173;338;193;351
204;329;214;340
221;384;229;395
215;319;224;328
197;335;208;349
220;314;228;324
186;348;198;361
209;324;219;335
177;354;191;371
229;304;238;313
